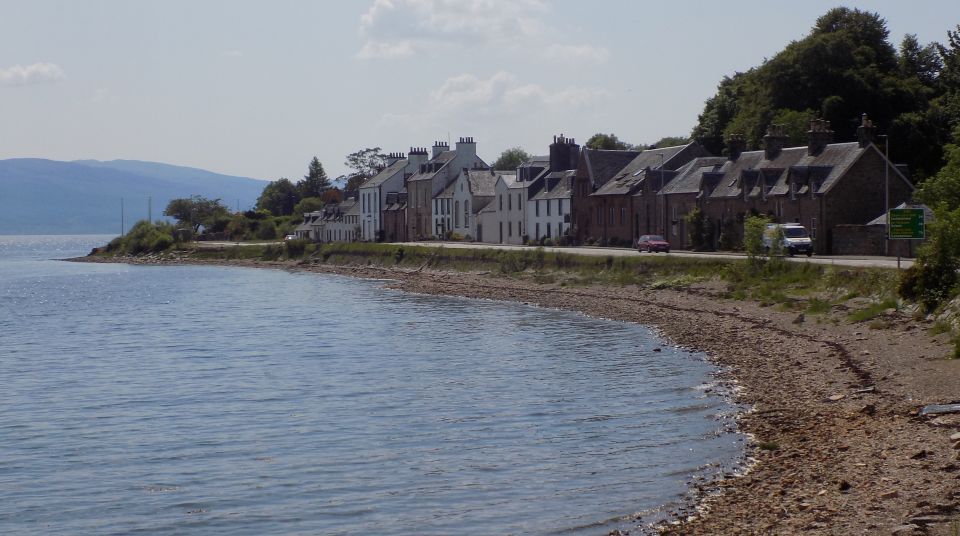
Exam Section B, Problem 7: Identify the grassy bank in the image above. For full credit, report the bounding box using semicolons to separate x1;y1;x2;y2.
110;240;905;324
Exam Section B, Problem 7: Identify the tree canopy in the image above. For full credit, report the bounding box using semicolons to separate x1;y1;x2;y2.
163;195;229;233
691;9;959;180
298;157;331;198
585;133;633;151
345;147;387;182
256;178;301;216
492;147;532;170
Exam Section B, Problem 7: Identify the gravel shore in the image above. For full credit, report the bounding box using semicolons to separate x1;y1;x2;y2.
74;254;960;534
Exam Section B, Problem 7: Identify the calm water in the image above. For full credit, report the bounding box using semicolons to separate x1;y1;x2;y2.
0;235;743;535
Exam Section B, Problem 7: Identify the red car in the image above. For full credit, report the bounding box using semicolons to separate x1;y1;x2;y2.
637;234;670;253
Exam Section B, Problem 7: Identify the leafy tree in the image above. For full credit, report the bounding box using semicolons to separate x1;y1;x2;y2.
298;157;331;198
653;136;690;148
492;147;531;170
292;196;325;216
163;195;230;233
585;133;633;151
690;8;956;179
344;174;367;193
916;126;960;209
321;188;343;204
256;178;301;216
345;147;387;182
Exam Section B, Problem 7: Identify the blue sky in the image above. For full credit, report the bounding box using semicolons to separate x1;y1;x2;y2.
2;1;958;181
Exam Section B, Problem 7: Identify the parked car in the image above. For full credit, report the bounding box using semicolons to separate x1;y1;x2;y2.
637;234;670;253
283;234;297;241
763;224;813;257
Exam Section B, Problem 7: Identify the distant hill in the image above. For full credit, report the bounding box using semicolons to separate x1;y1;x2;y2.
0;159;267;235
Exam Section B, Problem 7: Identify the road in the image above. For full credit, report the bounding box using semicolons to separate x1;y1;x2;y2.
195;240;913;269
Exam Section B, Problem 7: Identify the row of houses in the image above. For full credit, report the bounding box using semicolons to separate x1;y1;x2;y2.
297;115;914;255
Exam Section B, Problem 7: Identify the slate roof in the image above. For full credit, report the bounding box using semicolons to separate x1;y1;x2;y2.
408;150;457;183
582;148;642;189
467;170;500;197
518;155;549;168
658;157;729;195
593;143;708;196
530;170;575;201
359;158;407;189
701;142;904;201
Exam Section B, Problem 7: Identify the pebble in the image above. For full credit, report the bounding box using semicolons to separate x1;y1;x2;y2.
950;432;960;441
828;394;846;402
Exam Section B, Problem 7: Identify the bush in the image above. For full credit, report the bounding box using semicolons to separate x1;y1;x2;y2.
898;206;960;312
685;207;712;251
256;220;277;240
743;215;770;260
107;220;176;255
284;239;309;258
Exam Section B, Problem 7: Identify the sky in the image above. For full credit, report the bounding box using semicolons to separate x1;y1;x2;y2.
2;1;959;182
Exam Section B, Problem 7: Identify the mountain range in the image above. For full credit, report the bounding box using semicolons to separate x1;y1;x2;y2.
0;159;268;235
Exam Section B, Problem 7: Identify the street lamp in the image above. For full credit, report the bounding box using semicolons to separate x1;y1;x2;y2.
878;134;889;256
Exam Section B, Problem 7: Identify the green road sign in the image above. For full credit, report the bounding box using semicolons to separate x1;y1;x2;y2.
889;208;925;239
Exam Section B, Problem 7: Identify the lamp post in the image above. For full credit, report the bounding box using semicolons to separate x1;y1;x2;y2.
878;134;889;256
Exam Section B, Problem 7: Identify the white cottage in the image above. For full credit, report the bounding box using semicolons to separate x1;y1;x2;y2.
527;170;575;244
358;149;428;242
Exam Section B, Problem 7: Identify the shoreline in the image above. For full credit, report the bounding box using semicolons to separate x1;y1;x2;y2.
72;254;960;534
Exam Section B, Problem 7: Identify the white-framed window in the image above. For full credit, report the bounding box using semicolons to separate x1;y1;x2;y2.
464;200;470;227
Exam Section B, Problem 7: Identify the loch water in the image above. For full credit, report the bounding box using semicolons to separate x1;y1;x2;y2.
0;236;744;535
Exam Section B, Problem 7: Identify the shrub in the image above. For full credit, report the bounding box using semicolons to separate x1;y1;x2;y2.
898;206;960;312
108;220;176;255
284;239;308;258
256;220;277;240
684;207;712;251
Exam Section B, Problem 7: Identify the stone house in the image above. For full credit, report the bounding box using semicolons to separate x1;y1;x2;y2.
358;148;427;241
587;142;712;246
659;116;914;254
405;137;488;240
382;191;408;242
571;148;641;244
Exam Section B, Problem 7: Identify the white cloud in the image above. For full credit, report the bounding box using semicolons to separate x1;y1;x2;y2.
381;70;607;128
356;0;605;62
0;63;65;86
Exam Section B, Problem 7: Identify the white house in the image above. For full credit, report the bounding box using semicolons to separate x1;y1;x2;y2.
311;198;360;243
407;137;489;240
358;149;428;241
445;169;499;239
527;170;575;244
487;172;526;244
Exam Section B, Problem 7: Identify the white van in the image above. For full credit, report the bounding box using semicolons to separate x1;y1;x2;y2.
763;223;813;257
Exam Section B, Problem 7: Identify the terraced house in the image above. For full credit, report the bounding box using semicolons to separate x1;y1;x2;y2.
405;137;488;240
658;116;913;254
358;148;428;241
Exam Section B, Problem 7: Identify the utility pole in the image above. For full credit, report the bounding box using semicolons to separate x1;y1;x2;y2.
879;134;890;257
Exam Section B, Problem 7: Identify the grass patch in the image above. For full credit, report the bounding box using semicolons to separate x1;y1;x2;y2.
757;441;780;451
848;297;899;323
806;298;832;315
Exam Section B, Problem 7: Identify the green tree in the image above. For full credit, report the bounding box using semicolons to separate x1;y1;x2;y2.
492;147;531;170
163;195;230;233
345;147;387;182
292;196;325;215
344;174;367;193
653;136;690;148
585;133;633;151
256;178;301;216
298;157;331;198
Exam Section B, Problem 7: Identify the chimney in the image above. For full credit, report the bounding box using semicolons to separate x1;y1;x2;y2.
726;133;747;160
455;136;477;162
407;147;428;173
432;140;449;159
763;124;788;160
549;133;581;172
807;119;833;156
386;152;404;166
857;113;876;148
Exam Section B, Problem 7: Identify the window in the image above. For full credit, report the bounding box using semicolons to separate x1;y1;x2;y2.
455;200;460;228
547;200;551;217
508;194;512;211
620;207;625;225
536;200;540;217
464;200;470;227
609;207;614;225
536;223;540;239
500;195;503;211
811;217;817;239
508;221;513;237
547;222;552;238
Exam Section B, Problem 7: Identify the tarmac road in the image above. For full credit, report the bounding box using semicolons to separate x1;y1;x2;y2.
195;240;914;269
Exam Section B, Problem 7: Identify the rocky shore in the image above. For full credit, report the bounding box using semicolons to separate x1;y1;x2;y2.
74;254;960;534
